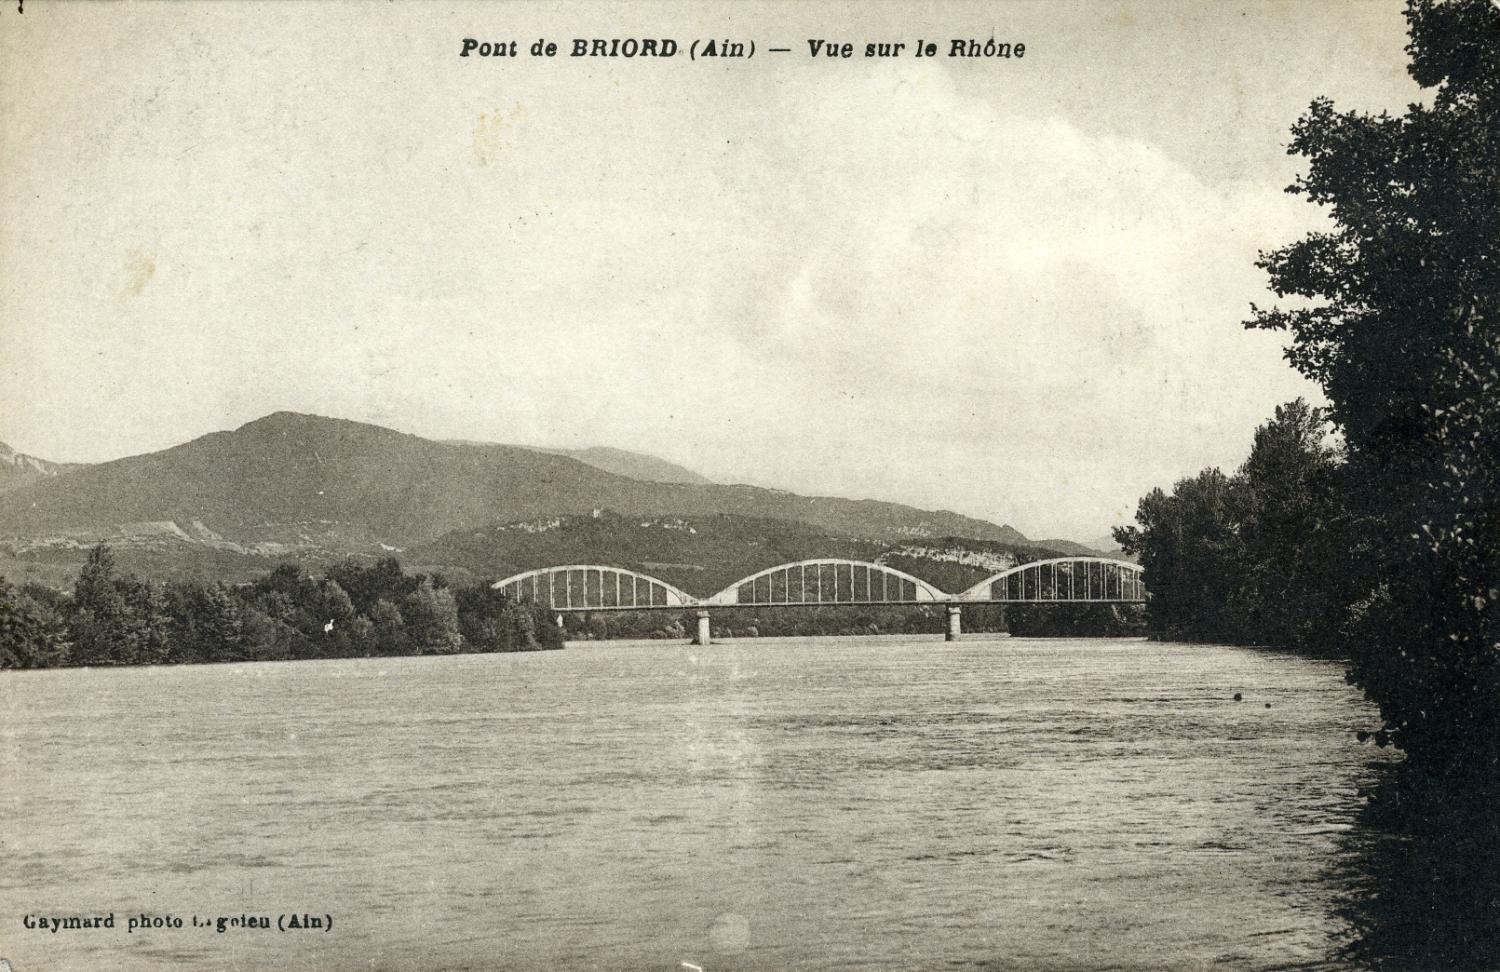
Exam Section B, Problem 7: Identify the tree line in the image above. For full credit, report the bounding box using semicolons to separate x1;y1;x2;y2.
1114;398;1349;653
0;546;562;669
559;602;1143;640
1117;0;1498;775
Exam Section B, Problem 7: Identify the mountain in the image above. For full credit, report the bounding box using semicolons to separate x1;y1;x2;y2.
1036;538;1114;558
447;440;713;485
0;441;81;494
1087;533;1130;558
543;446;713;485
0;412;1031;581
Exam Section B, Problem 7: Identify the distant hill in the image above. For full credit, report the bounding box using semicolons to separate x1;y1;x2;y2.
0;441;81;494
1035;537;1115;559
447;440;713;485
1085;533;1132;560
539;446;712;485
410;510;1072;597
0;411;1031;582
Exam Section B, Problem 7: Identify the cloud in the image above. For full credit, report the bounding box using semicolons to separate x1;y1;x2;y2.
623;66;1322;536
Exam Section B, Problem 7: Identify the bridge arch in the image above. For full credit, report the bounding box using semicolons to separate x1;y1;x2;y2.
492;564;694;611
957;557;1145;603
706;559;945;607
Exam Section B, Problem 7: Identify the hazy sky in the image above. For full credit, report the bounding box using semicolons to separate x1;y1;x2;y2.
1;1;1420;540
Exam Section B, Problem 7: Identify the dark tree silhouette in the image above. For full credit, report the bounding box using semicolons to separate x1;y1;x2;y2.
1246;0;1500;767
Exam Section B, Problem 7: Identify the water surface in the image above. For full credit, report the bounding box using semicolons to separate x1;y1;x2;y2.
0;636;1390;970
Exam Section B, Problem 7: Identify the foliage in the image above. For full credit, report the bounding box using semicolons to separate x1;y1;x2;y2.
0;577;70;668
1243;0;1500;766
1116;400;1345;651
0;545;561;669
67;545;173;666
1005;603;1145;638
401;578;464;655
454;584;564;651
556;602;1139;641
166;583;245;664
1234;400;1352;648
326;558;419;617
1117;468;1246;643
1121;2;1498;770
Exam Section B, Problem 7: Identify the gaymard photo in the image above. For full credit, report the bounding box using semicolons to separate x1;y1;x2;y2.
1;1;1495;969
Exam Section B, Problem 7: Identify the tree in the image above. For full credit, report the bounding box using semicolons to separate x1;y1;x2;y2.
121;577;173;666
68;545;141;665
314;579;359;657
368;598;411;656
402;578;464;655
455;584;512;652
165;582;246;663
246;564;361;656
239;605;295;662
0;579;69;668
455;584;567;652
5;554;571;668
1115;468;1247;642
1116;400;1350;650
327;558;419;616
1234;400;1346;652
1246;0;1500;766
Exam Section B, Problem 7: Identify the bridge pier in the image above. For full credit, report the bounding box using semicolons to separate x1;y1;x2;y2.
691;610;712;646
945;604;962;642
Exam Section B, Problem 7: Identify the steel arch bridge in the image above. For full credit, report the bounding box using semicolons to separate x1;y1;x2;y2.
491;564;694;611
705;558;946;607
956;557;1146;604
491;556;1144;612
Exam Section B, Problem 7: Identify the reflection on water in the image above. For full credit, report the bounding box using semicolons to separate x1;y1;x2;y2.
4;634;1492;970
1334;758;1500;971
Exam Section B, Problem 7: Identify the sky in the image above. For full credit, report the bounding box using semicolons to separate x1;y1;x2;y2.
0;1;1422;541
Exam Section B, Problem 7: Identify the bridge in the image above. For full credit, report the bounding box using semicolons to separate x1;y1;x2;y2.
492;556;1145;644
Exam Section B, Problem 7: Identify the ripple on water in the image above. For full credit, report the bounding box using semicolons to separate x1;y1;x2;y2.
0;636;1392;971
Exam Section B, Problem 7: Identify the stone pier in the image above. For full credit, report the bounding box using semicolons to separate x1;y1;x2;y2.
692;609;712;646
945;604;962;642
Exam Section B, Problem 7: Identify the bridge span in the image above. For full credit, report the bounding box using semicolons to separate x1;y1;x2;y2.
493;556;1145;645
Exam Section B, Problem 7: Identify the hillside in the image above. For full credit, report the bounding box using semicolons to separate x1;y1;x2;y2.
1084;533;1132;561
446;440;713;485
0;412;1031;583
1036;537;1116;559
0;441;80;494
409;510;1071;597
537;446;712;485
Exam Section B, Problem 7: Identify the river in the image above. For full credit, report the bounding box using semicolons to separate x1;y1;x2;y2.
0;635;1402;971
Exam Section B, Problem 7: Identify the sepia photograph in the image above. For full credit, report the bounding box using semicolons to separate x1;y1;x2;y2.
1;1;1496;969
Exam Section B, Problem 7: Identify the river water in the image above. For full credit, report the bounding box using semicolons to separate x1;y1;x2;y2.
0;635;1398;971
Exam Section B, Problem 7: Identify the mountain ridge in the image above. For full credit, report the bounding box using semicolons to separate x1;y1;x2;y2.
0;441;81;494
0;412;1033;581
447;440;713;486
551;445;713;485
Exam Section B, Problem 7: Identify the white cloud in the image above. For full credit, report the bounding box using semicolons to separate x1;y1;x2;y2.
631;67;1323;536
